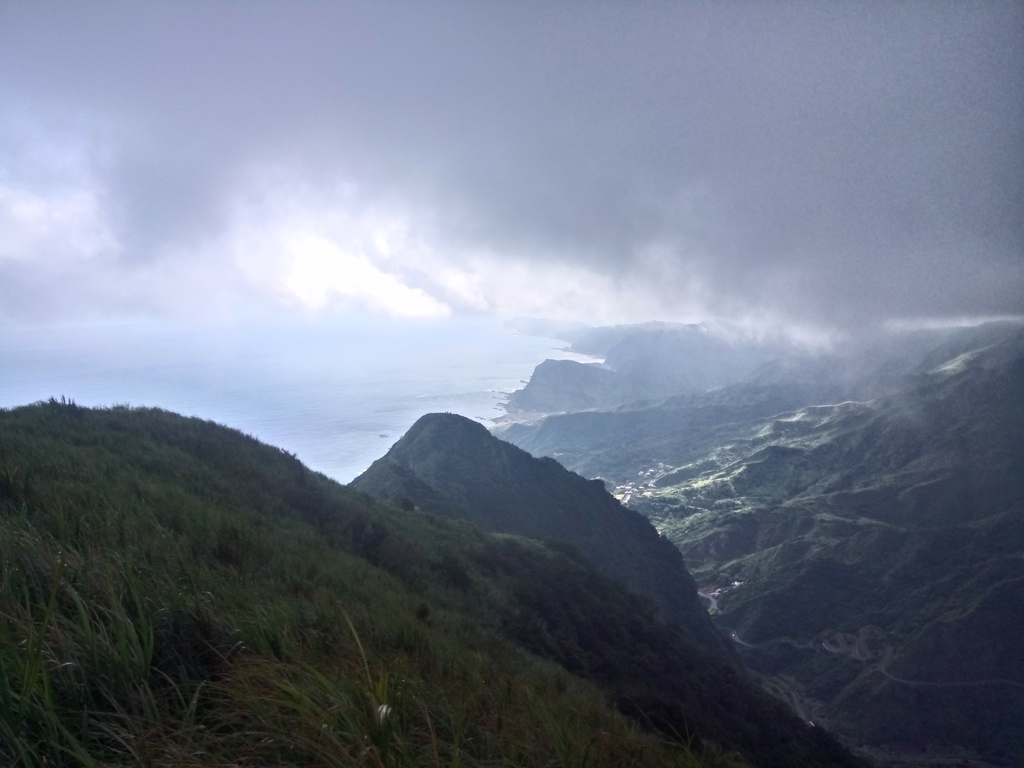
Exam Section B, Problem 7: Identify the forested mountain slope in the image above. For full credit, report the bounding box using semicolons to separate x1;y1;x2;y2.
641;331;1024;763
499;324;1024;764
0;401;863;768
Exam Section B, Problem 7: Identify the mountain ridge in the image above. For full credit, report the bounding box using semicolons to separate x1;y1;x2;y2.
352;412;735;664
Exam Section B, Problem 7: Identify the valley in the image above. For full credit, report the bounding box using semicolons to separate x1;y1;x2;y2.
498;320;1024;765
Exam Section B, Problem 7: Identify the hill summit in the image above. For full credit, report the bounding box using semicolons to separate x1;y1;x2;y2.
352;412;732;662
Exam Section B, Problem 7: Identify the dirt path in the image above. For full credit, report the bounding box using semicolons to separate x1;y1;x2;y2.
720;626;814;650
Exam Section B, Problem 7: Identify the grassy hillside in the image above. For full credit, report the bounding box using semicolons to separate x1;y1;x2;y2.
0;401;863;767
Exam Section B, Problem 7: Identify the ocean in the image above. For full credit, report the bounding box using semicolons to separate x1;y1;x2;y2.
0;316;586;482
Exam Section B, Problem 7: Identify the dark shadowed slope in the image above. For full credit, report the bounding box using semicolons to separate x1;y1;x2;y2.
506;358;620;413
500;323;1024;764
642;330;1024;763
351;412;734;664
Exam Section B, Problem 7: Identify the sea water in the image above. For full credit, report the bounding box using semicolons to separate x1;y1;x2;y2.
0;316;587;482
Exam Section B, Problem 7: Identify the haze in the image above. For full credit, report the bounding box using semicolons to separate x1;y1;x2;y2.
1;1;1022;337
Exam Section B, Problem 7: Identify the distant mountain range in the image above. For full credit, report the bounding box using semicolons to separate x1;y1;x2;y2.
498;320;1024;764
504;320;787;413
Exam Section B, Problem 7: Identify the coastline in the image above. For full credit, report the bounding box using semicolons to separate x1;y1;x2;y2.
487;344;606;428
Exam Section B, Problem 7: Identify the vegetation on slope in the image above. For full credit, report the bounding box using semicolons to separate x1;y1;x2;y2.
352;413;732;663
0;401;862;767
0;400;730;767
351;414;863;768
650;334;1024;762
502;323;1024;763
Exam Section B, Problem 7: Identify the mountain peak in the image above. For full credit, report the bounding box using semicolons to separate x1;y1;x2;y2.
401;412;491;444
353;413;737;664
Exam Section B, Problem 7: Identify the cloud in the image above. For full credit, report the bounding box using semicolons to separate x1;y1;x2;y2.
0;184;114;263
0;1;1020;332
217;175;624;321
265;230;450;319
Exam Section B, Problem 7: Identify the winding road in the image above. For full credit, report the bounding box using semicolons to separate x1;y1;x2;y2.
720;624;1024;690
874;647;1024;690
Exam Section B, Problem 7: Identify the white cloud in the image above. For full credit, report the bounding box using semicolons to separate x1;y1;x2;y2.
216;173;706;326
0;184;115;263
282;231;450;318
218;175;452;319
0;153;731;326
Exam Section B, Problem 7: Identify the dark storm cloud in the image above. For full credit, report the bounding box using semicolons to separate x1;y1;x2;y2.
0;1;1020;329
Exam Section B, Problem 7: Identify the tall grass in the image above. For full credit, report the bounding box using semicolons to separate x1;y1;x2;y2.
0;402;737;767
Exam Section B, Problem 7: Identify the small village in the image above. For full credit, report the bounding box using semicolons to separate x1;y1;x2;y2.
613;463;668;504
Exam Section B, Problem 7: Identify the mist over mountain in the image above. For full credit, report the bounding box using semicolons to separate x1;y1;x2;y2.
499;320;1024;763
506;322;791;413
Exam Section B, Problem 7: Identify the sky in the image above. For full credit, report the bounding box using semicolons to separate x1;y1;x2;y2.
1;1;1022;337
